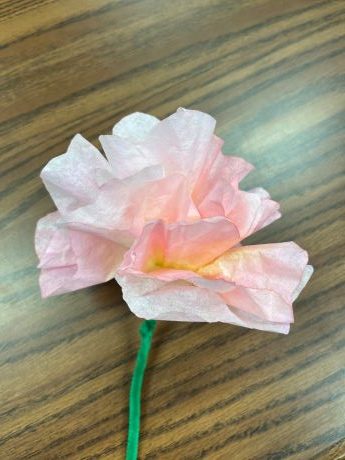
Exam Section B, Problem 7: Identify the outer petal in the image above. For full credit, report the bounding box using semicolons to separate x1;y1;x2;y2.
221;286;294;323
225;188;281;238
112;112;159;140
68;164;163;235
200;242;312;323
41;134;113;216
246;188;281;233
100;112;159;179
41;132;196;238
115;273;290;333
99;135;155;179
292;264;314;300
35;212;126;297
143;108;217;181
42;134;165;237
193;140;254;207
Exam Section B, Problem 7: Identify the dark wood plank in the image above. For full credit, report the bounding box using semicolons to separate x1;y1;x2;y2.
0;0;344;458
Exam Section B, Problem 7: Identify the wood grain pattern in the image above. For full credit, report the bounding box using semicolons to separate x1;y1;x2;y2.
1;0;344;458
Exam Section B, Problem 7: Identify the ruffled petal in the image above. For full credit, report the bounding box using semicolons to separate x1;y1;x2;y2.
41;134;113;216
143;108;216;180
225;188;281;238
42;132;165;237
129;174;198;236
100;113;159;178
193;143;254;207
198;182;280;238
221;285;294;323
119;218;240;273
112;112;159;140
200;242;311;323
101;109;217;182
115;273;290;333
100;135;155;179
164;218;240;269
246;187;282;233
292;264;314;300
35;212;126;297
201;242;309;301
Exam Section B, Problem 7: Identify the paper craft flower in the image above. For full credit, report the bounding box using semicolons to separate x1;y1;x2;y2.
36;108;313;333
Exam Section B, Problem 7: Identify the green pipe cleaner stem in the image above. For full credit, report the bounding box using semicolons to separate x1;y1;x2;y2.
126;319;157;460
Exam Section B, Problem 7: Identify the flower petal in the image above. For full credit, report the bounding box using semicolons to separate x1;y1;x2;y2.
292;264;314;300
164;218;240;269
198;182;280;238
194;143;254;206
35;212;126;297
119;217;240;273
99;135;155;179
129;174;198;236
101;109;217;181
221;285;294;323
41;134;113;216
112;112;159;140
115;273;290;333
226;188;281;238
144;108;216;180
200;242;311;322
42;132;167;237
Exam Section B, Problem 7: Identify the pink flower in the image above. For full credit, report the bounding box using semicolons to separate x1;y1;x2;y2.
36;108;312;333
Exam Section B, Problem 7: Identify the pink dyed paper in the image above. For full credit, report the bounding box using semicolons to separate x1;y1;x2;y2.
36;108;313;333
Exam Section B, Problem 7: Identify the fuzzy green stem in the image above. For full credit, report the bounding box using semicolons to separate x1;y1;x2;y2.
126;319;157;460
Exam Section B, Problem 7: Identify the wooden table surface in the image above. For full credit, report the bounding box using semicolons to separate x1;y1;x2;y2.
1;1;344;459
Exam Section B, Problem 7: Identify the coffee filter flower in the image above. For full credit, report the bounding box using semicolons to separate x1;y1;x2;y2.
35;107;312;334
